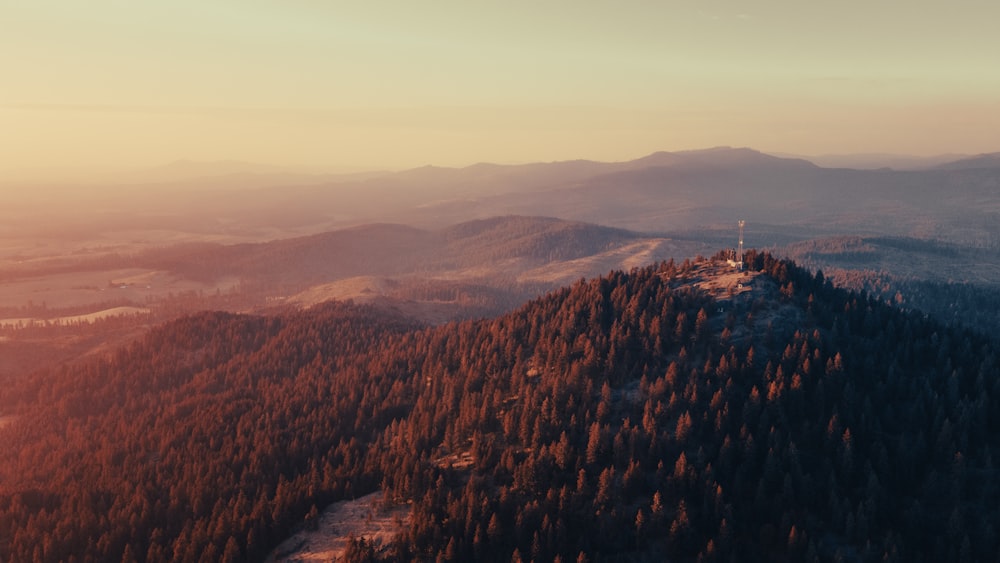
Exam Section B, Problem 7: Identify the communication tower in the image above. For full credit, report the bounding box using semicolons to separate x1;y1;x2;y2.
737;220;745;269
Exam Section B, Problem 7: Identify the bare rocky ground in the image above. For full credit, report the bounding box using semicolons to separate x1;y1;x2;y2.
690;263;758;301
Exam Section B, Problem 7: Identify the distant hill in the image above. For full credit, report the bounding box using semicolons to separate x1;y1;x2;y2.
933;152;1000;170
774;152;969;170
126;216;709;322
2;252;999;561
134;216;659;282
779;235;1000;284
778;234;1000;335
0;215;708;330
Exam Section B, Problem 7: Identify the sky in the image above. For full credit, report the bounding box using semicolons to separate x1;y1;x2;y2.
2;0;1000;178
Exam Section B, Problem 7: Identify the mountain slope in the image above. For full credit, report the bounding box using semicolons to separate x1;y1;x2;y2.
2;252;998;562
135;216;651;283
131;216;708;321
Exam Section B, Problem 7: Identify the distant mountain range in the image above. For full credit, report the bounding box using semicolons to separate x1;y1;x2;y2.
227;147;1000;247
931;152;1000;171
6;148;1000;252
338;147;998;245
771;152;970;170
125;148;1000;182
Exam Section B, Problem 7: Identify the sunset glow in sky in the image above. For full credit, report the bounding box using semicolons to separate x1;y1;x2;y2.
3;0;999;176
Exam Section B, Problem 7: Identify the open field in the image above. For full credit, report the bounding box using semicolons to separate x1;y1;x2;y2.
518;238;710;285
0;267;241;312
0;306;150;328
285;276;399;308
267;492;410;562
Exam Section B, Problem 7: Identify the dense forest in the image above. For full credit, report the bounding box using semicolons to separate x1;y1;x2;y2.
823;269;1000;338
1;251;999;562
780;234;1000;336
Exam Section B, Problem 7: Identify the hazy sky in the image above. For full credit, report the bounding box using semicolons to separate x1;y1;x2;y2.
3;0;999;177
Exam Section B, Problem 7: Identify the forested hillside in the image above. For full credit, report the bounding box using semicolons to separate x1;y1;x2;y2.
779;235;1000;335
1;252;998;562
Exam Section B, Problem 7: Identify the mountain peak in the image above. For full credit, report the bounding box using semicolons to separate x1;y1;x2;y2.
630;147;817;170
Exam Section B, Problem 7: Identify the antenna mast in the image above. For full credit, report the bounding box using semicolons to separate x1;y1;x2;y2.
737;220;745;269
